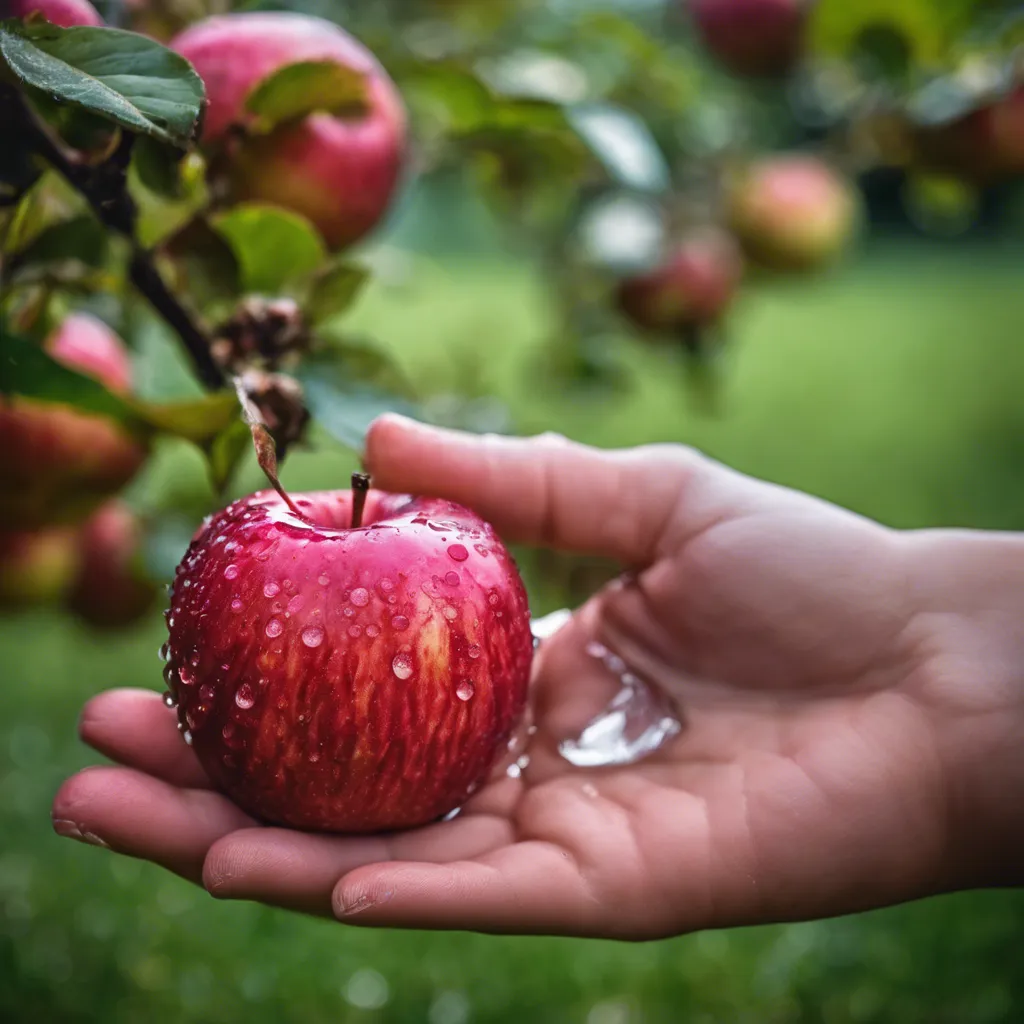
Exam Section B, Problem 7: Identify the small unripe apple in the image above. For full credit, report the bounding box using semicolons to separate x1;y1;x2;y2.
0;527;78;607
171;13;407;251
5;0;102;27
726;154;859;272
67;501;157;629
913;87;1024;185
616;227;743;335
0;314;147;530
689;0;811;78
165;484;533;833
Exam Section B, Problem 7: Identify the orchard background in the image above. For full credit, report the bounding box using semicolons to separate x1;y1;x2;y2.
3;0;1024;1020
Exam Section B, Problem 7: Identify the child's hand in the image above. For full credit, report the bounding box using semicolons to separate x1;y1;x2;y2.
53;416;1024;937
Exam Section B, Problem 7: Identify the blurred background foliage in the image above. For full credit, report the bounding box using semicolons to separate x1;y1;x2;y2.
4;0;1024;1021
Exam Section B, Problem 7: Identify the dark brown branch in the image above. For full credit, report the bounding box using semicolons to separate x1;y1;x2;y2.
3;84;225;391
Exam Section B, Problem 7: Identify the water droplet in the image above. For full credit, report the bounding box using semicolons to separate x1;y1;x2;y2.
162;663;177;685
287;594;305;614
223;564;239;580
350;587;369;607
161;691;177;708
365;624;380;638
182;729;193;746
376;578;394;597
443;605;458;621
343;606;354;617
391;615;409;631
348;624;362;638
235;684;255;709
455;681;475;701
441;807;462;822
263;581;280;598
488;593;498;606
447;544;469;562
516;753;530;770
474;544;490;557
318;574;330;587
506;762;522;779
467;644;481;659
308;751;320;763
222;722;235;740
182;580;191;588
199;683;216;703
282;579;295;593
178;665;196;686
444;571;460;587
392;653;414;680
158;643;169;662
189;652;200;667
230;598;243;612
168;616;175;628
265;618;283;638
302;625;324;648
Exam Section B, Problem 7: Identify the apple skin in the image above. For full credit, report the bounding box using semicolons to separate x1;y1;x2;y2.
913;87;1024;185
0;527;79;607
166;487;533;833
0;314;147;530
171;13;407;251
67;501;157;629
689;0;810;79
726;154;859;272
6;0;103;27
616;227;743;334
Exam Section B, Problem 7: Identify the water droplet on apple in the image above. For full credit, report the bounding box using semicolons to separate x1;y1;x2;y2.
376;578;394;598
162;663;177;685
441;807;462;822
182;580;191;588
318;574;330;587
162;691;177;708
178;665;196;686
455;681;475;701
301;625;325;648
365;624;380;638
182;729;193;746
158;643;170;662
309;751;320;763
444;571;460;587
235;684;255;709
168;616;175;627
199;683;216;703
467;644;481;659
263;581;280;598
230;598;243;612
222;722;235;741
392;653;414;680
447;544;469;562
287;594;304;614
487;593;498;606
189;652;200;667
443;606;458;621
343;606;354;617
265;618;283;638
223;564;239;580
348;624;362;638
350;587;370;607
391;615;409;631
474;544;490;557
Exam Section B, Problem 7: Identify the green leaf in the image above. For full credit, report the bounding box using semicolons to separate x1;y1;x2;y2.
211;203;326;295
565;103;670;194
205;418;252;495
295;347;416;454
132;136;189;199
160;219;240;319
0;23;205;146
305;259;369;326
244;60;368;132
13;213;109;269
135;391;240;446
1;170;84;255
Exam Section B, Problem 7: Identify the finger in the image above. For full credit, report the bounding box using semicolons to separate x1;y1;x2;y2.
79;688;212;789
365;414;698;565
52;766;254;884
203;813;514;916
332;841;600;936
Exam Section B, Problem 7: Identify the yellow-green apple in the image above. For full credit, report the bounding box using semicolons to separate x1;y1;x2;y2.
616;227;743;335
689;0;811;78
67;501;157;629
171;12;407;251
5;0;102;26
0;313;147;529
727;154;860;272
0;526;78;607
165;484;533;833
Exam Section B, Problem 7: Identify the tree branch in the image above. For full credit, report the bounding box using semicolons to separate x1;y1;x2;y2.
3;85;226;391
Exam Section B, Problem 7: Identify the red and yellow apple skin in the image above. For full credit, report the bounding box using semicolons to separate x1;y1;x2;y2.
166;488;534;834
689;0;809;79
6;0;103;28
0;526;79;607
171;12;407;251
0;314;146;530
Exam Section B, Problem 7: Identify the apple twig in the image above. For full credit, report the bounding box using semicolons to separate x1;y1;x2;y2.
3;84;226;391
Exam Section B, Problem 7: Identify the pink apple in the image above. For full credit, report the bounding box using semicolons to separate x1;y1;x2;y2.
6;0;102;27
689;0;811;78
171;13;407;250
165;485;533;833
0;526;79;606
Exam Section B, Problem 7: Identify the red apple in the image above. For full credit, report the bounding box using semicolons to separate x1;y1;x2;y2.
689;0;811;78
0;313;147;529
5;0;103;27
171;13;407;251
0;527;78;607
913;87;1024;185
616;227;743;335
67;501;157;629
726;154;859;272
165;485;533;833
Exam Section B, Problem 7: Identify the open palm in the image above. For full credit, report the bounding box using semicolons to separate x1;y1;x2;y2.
54;416;963;938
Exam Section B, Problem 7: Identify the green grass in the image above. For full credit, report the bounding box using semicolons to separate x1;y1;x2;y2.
3;241;1024;1023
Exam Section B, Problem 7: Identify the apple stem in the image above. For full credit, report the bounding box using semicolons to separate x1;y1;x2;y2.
351;472;370;529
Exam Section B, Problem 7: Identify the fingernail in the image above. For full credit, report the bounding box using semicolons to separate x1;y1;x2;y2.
53;818;110;848
336;887;393;917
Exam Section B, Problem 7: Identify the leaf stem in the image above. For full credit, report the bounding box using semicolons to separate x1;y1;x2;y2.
3;84;225;391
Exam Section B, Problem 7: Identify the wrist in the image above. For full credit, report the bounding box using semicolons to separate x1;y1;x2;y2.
901;528;1024;887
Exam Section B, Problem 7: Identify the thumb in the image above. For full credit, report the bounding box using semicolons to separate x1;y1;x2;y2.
364;415;699;566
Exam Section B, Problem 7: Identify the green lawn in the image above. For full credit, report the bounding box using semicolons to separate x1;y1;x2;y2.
3;241;1024;1023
